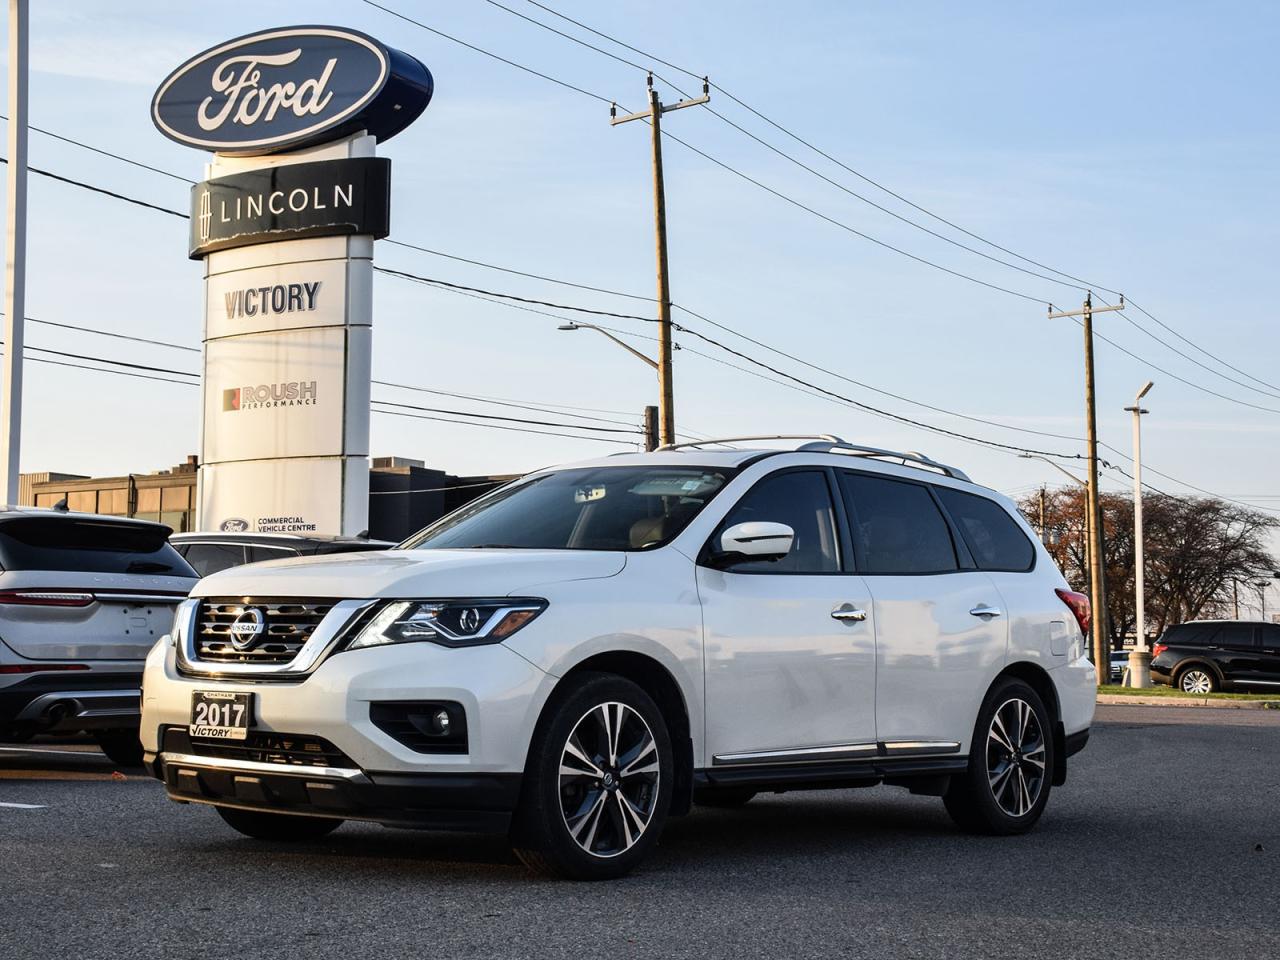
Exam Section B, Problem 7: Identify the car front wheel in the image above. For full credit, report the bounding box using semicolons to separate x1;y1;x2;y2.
512;672;672;880
944;677;1054;835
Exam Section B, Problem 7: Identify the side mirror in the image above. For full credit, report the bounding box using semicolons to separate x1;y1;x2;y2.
716;521;795;562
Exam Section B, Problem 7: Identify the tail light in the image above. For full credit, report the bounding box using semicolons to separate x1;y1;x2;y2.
1055;588;1091;636
0;589;94;607
1152;642;1167;658
0;662;91;674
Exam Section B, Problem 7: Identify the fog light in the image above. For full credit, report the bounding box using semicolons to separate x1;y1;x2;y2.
433;708;451;734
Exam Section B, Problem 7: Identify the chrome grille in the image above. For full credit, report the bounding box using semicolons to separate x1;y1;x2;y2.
195;599;335;664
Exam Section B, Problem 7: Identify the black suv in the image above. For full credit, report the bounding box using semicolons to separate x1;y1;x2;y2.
170;533;393;578
1151;620;1280;693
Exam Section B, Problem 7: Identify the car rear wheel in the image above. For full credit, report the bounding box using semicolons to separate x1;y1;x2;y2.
1178;666;1217;694
944;677;1054;835
511;672;672;880
215;806;343;841
94;730;144;768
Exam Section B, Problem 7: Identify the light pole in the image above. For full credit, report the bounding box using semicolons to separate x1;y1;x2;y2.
1;0;29;504
558;323;661;451
1124;381;1154;688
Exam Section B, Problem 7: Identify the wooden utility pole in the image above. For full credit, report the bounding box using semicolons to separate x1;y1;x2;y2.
612;76;709;447
643;405;659;452
1048;293;1126;684
1038;485;1046;540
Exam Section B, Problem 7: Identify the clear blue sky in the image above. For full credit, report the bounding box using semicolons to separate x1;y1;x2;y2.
2;2;1278;592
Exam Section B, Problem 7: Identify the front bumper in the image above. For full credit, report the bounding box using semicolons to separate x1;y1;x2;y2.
152;729;519;833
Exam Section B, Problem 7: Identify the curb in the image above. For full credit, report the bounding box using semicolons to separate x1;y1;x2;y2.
1097;693;1280;710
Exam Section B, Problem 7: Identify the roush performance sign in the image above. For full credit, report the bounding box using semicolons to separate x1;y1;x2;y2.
151;26;433;156
189;157;390;257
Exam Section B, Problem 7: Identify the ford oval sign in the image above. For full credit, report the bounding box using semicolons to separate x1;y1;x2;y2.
152;26;433;156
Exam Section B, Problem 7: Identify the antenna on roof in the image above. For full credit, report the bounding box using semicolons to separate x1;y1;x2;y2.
52;497;68;512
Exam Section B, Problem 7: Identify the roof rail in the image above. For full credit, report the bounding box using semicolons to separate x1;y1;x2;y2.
657;434;845;451
796;441;970;481
656;435;970;481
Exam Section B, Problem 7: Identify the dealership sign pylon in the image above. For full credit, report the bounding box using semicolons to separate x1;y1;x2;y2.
152;26;432;535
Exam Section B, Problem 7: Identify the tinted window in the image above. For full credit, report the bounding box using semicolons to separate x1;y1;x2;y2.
248;545;300;564
715;470;840;573
181;542;245;577
1263;624;1280;653
403;466;733;552
1217;624;1258;649
935;487;1034;572
0;517;195;576
1164;624;1214;647
840;473;957;574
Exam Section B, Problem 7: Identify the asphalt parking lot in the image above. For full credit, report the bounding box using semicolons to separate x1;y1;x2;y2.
2;704;1277;960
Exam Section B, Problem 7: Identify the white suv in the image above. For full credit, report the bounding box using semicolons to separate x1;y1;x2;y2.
141;437;1095;879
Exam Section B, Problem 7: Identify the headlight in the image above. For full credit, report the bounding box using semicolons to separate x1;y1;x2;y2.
345;598;547;650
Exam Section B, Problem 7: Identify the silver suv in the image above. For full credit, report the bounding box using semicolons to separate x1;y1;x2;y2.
0;508;197;765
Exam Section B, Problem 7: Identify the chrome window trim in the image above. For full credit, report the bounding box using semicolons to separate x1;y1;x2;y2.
175;597;377;678
160;751;367;782
712;742;879;766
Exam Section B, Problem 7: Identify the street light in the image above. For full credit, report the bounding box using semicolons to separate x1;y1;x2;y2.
1124;380;1154;688
558;323;661;450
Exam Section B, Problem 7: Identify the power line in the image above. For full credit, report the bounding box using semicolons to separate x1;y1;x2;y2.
370;398;639;435
0;112;194;184
358;0;614;104
371;403;636;445
0;156;190;220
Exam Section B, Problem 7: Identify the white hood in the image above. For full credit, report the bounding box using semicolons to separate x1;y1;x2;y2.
190;548;627;598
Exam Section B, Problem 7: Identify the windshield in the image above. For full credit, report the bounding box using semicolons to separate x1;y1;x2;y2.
400;466;735;552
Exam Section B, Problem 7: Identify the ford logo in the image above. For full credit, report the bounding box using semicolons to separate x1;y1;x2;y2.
219;518;250;532
151;25;433;156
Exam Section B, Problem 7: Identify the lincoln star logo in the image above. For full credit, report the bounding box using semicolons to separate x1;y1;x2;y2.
197;189;212;244
228;608;266;651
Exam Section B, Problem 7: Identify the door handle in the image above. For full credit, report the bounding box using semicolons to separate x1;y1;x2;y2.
831;604;868;623
969;604;1003;619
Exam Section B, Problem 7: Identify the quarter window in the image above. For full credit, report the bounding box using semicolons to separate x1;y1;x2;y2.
180;542;245;577
840;473;957;574
715;470;840;573
935;487;1034;572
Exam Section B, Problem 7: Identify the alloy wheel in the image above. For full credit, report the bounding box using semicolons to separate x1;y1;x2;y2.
985;697;1046;818
558;701;660;858
1181;669;1213;694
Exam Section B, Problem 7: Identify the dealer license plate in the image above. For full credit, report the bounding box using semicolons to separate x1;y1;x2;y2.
189;691;252;741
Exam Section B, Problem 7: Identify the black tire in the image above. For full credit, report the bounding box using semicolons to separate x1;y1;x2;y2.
693;787;758;808
215;805;343;841
944;677;1054;835
1176;664;1218;694
94;730;144;768
511;672;673;880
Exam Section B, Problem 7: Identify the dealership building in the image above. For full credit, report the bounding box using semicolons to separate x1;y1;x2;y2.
19;456;512;542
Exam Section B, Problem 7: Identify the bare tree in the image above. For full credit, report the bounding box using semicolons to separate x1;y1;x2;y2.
1019;487;1277;646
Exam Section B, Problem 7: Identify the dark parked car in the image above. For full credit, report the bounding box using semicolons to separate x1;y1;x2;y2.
170;533;394;578
1151;620;1280;693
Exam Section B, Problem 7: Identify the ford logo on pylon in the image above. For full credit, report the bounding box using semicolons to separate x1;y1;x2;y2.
151;25;433;156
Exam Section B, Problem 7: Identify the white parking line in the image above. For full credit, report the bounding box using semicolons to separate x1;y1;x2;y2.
0;801;47;809
0;745;101;758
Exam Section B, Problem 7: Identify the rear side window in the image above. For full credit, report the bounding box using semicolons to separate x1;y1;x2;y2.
1217;624;1258;649
1163;624;1213;647
0;517;195;576
181;542;246;577
935;487;1034;572
1263;624;1280;653
715;470;841;573
840;473;957;574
